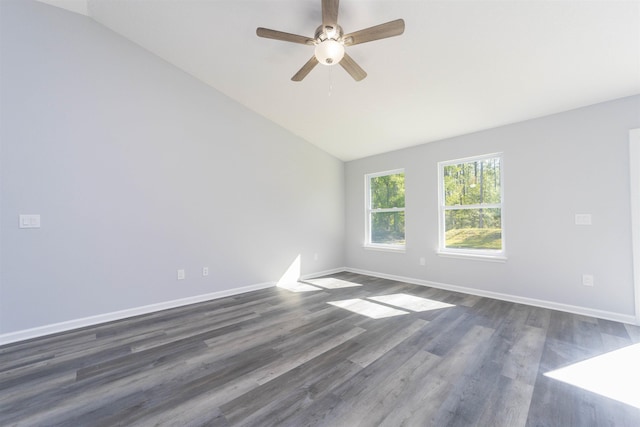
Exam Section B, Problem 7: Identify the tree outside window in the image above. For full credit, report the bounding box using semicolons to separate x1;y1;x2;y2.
439;154;504;256
366;170;405;248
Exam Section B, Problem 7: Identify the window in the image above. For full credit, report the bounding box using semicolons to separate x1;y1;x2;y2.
365;169;405;250
438;154;504;259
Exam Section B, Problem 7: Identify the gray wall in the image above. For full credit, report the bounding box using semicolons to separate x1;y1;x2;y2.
0;1;345;333
346;95;640;316
2;1;637;336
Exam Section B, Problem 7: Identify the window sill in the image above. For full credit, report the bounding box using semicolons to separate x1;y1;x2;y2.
437;250;506;263
363;244;406;253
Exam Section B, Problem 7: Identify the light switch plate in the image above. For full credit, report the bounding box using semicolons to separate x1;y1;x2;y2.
19;214;41;228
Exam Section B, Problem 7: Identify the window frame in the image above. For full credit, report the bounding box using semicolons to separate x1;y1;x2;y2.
437;153;506;261
364;168;406;252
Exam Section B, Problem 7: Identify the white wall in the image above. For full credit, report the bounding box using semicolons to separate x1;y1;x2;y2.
2;1;637;338
0;0;345;334
631;129;640;323
346;95;640;318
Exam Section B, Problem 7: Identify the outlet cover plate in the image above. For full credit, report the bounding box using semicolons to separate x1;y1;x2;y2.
582;274;594;287
575;214;592;225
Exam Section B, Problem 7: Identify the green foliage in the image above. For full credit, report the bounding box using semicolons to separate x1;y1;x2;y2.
371;173;405;209
446;228;502;249
445;208;501;231
444;157;501;206
372;212;405;244
443;157;502;250
370;173;405;244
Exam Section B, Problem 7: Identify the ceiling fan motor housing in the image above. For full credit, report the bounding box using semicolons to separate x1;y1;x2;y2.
315;24;343;41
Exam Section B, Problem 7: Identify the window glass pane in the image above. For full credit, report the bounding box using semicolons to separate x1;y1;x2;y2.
371;211;405;245
371;173;405;209
443;158;501;206
445;208;501;249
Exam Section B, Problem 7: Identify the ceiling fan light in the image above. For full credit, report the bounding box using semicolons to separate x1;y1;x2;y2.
315;39;345;66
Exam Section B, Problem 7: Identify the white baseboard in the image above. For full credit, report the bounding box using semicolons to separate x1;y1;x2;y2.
345;267;639;326
3;266;636;346
0;281;275;346
301;267;347;280
0;267;348;346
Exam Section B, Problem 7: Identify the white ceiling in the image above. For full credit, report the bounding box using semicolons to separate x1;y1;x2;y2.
39;0;640;161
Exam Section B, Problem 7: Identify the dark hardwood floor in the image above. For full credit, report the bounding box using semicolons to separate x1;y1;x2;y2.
1;272;639;426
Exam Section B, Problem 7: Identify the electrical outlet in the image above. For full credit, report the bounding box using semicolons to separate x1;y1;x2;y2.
314;253;319;261
202;267;209;277
177;269;185;280
575;214;592;225
582;274;594;287
419;257;426;266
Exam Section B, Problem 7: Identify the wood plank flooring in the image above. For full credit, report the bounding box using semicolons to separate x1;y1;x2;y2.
1;272;640;426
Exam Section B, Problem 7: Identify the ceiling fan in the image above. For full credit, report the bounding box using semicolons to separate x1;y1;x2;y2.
256;0;405;82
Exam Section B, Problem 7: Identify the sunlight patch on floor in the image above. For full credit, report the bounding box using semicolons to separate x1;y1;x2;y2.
328;299;409;319
277;281;323;292
369;293;455;312
544;343;640;409
305;278;363;289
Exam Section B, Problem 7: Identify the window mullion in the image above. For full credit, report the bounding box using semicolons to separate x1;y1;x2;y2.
371;207;405;213
444;203;501;210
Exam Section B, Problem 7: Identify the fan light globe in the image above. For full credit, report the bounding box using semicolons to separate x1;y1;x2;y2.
315;39;345;66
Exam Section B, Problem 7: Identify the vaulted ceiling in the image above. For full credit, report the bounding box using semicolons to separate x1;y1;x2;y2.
38;0;640;161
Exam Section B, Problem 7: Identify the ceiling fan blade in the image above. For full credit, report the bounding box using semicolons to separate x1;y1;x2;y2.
343;19;405;46
292;56;319;81
339;53;367;81
256;28;314;45
322;0;340;28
